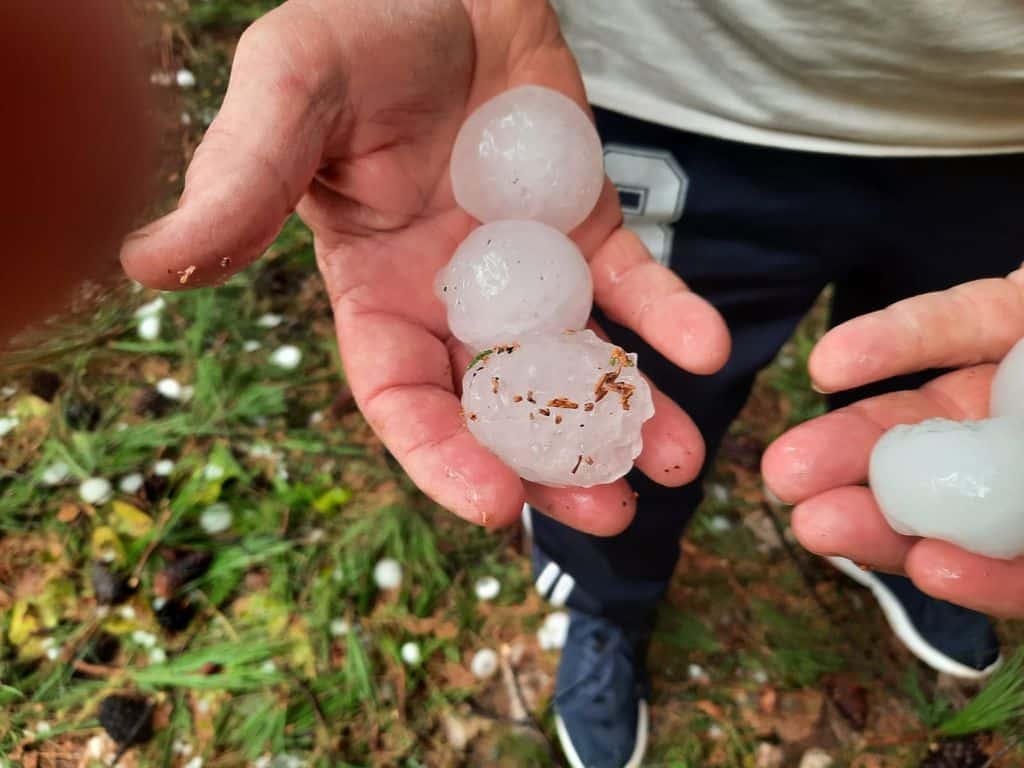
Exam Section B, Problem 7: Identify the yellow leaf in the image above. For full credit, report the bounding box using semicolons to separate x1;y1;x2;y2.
110;501;153;538
10;394;50;420
90;526;125;565
8;601;39;646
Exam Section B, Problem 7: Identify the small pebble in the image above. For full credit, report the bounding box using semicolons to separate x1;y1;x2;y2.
470;648;499;679
256;313;283;328
270;345;302;370
41;461;71;486
400;641;422;666
0;416;19;437
153;459;175;477
155;378;183;401
474;576;501;601
119;473;145;494
175;68;196;88
329;618;350;637
138;315;162;341
373;558;403;590
200;503;233;534
79;477;112;505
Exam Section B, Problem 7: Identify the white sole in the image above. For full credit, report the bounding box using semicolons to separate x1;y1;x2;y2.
827;557;1002;680
555;699;648;768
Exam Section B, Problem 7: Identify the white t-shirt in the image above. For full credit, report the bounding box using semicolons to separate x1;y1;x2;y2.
552;1;1024;155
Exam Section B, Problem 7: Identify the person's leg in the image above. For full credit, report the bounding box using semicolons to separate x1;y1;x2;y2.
542;108;879;768
823;152;1024;677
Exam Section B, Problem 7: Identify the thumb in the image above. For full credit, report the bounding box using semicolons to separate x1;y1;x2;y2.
121;4;342;289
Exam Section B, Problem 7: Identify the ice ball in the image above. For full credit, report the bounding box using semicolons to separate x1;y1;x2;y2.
450;85;604;233
436;220;592;351
991;337;1024;418
870;417;1024;559
461;330;654;487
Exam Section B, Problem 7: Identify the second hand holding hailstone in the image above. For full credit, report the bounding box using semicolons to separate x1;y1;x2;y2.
444;86;655;488
869;336;1024;559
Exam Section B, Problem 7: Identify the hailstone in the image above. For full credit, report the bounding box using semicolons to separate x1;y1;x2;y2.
450;85;604;233
991;337;1024;418
461;330;654;487
435;220;592;351
870;417;1024;559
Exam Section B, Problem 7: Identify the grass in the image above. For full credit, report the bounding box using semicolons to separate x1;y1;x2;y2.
1;1;1023;766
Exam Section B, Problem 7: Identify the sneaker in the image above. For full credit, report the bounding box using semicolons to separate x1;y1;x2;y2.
829;557;1002;679
554;610;650;768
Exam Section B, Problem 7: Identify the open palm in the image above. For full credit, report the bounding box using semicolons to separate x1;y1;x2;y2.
764;267;1024;617
122;0;729;534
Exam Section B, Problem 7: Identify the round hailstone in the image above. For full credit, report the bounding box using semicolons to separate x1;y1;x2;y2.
153;459;175;477
41;461;71;486
991;337;1024;418
199;503;233;534
155;378;183;401
175;68;196;88
372;558;403;590
270;345;302;370
473;576;501;601
203;463;225;481
470;648;499;679
329;618;350;637
80;477;112;505
118;473;145;494
435;220;593;352
134;297;165;318
400;641;422;666
462;330;654;487
450;85;604;233
870;417;1024;559
138;315;161;341
243;340;262;352
257;313;283;328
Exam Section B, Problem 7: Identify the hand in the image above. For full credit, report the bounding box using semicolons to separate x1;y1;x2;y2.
121;0;730;534
763;265;1024;617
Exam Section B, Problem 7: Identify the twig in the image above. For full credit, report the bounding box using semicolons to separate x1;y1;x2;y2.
760;501;835;620
499;644;565;768
72;660;121;678
129;506;174;588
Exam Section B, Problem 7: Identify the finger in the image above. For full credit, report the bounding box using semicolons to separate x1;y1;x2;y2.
810;275;1024;393
633;383;705;486
527;480;637;537
336;303;525;528
762;367;995;503
121;3;341;289
588;225;732;375
906;540;1024;619
791;486;916;573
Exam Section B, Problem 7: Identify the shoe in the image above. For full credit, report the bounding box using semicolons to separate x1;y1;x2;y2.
828;557;1002;679
554;610;649;768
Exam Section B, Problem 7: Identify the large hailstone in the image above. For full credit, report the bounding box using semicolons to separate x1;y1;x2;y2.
870;417;1024;559
435;220;592;351
450;85;604;233
462;330;654;487
991;337;1024;418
